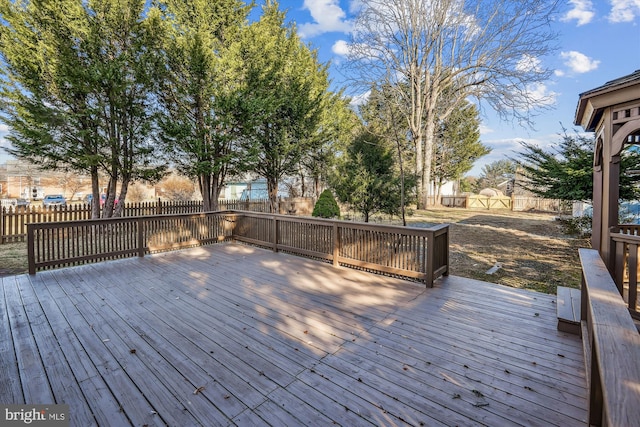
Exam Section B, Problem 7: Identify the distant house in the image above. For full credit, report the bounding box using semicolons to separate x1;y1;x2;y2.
239;179;288;200
221;178;289;200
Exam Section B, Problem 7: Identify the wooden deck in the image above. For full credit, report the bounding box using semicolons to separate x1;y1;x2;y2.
1;243;587;426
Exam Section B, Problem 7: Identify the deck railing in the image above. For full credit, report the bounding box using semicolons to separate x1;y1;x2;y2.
27;212;236;274
578;248;640;426
27;210;449;286
610;224;640;319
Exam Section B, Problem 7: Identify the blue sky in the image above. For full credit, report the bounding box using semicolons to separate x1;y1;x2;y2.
2;0;639;177
272;0;640;176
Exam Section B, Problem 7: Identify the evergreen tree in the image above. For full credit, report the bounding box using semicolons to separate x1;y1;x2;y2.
332;129;413;222
478;160;516;190
312;189;340;218
0;0;166;218
359;84;414;225
515;131;640;201
157;0;251;211
298;92;357;198
432;102;490;198
234;1;331;213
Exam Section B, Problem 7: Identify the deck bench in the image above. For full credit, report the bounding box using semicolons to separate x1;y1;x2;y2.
556;285;581;335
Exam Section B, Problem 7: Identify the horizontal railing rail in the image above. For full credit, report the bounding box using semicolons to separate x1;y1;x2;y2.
27;210;449;286
610;225;640;318
579;248;640;426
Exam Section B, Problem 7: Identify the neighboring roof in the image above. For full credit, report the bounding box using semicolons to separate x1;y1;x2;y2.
574;69;640;131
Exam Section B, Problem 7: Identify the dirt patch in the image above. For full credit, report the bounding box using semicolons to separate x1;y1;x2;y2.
404;208;590;293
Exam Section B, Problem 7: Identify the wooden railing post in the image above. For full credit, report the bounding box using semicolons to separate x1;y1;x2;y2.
27;223;36;275
137;217;145;257
333;222;340;266
272;215;278;252
1;207;5;244
425;229;435;288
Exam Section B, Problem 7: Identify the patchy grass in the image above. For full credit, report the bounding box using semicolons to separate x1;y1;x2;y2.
0;241;28;276
404;208;590;293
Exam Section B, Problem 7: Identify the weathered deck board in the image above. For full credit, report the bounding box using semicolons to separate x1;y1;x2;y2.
1;243;587;426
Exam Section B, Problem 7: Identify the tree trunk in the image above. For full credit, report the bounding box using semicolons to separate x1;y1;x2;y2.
90;167;101;219
422;117;437;208
267;177;279;214
200;176;212;211
113;177;130;218
102;176;118;218
210;178;220;212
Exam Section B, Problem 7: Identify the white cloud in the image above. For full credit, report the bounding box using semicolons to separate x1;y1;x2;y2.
298;0;353;38
560;51;600;73
332;40;350;56
608;0;640;23
525;83;558;107
349;90;370;107
0;124;9;133
562;0;595;26
516;55;543;73
348;0;363;14
554;69;565;77
479;124;494;135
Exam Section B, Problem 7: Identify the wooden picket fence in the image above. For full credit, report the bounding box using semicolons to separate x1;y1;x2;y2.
1;199;271;244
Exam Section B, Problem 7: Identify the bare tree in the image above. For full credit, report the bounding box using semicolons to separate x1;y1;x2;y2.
159;174;196;201
346;0;560;208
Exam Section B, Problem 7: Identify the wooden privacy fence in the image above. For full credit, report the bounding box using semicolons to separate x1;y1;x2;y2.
440;195;569;213
578;248;640;426
27;210;450;286
1;199;271;244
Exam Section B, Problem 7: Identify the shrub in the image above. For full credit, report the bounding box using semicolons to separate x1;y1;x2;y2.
558;214;592;237
312;189;340;218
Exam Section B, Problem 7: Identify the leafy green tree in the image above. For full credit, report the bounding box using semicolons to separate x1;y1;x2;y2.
234;1;331;213
359;83;415;225
332;129;413;222
0;0;166;218
298;92;357;198
432;102;490;198
459;176;478;194
312;189;340;218
157;0;251;211
515;131;640;201
478;160;516;190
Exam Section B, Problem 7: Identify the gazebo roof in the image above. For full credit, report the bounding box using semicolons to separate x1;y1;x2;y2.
574;69;640;131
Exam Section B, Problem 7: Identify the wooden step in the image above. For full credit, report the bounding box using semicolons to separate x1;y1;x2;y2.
557;286;581;335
